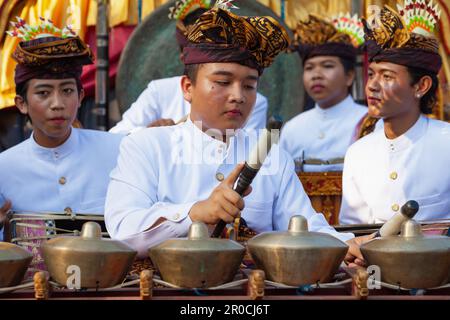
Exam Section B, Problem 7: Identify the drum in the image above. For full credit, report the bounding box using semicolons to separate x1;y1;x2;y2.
6;210;107;277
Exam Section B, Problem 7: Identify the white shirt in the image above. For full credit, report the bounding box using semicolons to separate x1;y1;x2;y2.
340;115;450;224
105;117;354;258
0;128;123;240
109;76;268;134
280;95;367;172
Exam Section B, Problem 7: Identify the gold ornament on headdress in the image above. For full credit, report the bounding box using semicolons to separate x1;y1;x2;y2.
7;16;76;40
397;0;441;36
363;5;410;49
363;0;441;52
294;14;362;48
168;0;213;20
7;17;93;67
214;0;239;11
332;13;365;47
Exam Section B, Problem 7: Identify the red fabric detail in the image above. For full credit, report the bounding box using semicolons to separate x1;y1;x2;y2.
438;0;450;55
15;63;82;86
80;25;136;97
297;42;357;64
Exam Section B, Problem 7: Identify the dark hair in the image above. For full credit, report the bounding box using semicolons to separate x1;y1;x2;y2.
15;78;83;103
15;81;30;103
338;57;356;94
407;67;439;114
338;57;356;75
183;64;203;85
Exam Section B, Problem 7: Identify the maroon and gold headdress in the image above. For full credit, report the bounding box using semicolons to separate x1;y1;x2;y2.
362;0;442;74
293;13;364;63
7;17;94;86
182;7;290;74
169;0;215;49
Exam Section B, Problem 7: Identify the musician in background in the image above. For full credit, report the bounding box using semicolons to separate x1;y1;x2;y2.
105;5;372;267
280;14;367;172
109;0;268;134
339;1;450;224
0;19;123;241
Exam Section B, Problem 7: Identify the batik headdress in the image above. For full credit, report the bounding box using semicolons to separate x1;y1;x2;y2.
7;17;93;86
169;0;215;49
363;0;442;73
182;5;290;74
293;13;364;63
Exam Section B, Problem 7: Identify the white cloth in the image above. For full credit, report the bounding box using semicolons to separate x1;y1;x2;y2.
105;117;354;258
109;76;268;134
0;128;123;240
280;95;367;172
340;115;450;224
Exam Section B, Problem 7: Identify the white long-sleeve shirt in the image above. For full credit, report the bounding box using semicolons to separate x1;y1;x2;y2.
340;115;450;224
110;76;268;134
105;117;354;258
280;95;367;172
0;128;123;240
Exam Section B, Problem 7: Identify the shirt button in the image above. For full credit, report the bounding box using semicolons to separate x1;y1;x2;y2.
391;204;400;212
59;177;67;185
173;213;180;220
318;132;325;139
216;172;225;181
390;172;398;180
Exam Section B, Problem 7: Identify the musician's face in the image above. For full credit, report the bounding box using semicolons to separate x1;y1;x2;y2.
15;78;83;148
303;55;354;109
181;62;258;137
366;61;417;120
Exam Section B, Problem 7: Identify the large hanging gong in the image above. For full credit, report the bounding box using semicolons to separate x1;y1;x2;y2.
116;0;304;122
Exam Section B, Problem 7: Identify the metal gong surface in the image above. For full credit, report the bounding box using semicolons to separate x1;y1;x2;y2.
116;0;304;122
361;220;450;289
42;222;137;288
0;242;33;288
247;215;348;286
149;222;245;288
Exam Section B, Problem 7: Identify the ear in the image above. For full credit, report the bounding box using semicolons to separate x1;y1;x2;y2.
14;95;28;115
415;75;432;98
78;88;85;109
345;69;355;88
181;75;193;103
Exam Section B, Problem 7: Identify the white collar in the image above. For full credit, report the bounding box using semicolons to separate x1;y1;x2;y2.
30;127;78;159
383;115;428;153
182;116;249;164
314;95;355;119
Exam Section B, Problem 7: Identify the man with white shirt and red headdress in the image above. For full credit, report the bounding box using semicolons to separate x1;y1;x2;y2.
109;0;269;134
105;2;372;267
0;19;122;253
340;0;450;224
280;13;368;173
